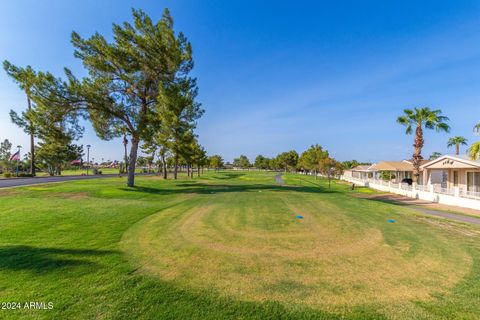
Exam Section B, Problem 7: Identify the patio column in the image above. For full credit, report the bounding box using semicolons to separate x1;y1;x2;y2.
423;169;428;186
454;186;460;198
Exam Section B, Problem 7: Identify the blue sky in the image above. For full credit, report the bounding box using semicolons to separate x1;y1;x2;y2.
1;1;480;163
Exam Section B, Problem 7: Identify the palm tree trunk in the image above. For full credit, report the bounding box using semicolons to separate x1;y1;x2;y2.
412;123;424;183
456;144;459;155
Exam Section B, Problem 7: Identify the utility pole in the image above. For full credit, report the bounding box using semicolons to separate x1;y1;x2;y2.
16;145;21;177
86;145;91;175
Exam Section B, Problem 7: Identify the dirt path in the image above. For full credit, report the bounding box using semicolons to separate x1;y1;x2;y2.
274;173;285;185
358;193;480;225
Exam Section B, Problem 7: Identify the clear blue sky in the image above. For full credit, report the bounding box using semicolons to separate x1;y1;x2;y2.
1;0;480;163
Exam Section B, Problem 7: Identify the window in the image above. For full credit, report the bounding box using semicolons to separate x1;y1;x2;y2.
467;172;480;192
453;171;458;187
476;172;480;192
467;172;473;191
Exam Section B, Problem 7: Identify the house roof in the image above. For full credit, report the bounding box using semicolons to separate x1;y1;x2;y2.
351;165;372;172
404;159;432;166
420;154;480;169
370;161;414;172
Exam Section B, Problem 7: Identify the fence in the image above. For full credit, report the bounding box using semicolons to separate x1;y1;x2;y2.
340;175;480;211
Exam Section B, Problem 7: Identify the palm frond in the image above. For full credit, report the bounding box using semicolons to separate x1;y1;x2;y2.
469;142;480;160
436;122;450;133
474;123;480;134
397;115;413;134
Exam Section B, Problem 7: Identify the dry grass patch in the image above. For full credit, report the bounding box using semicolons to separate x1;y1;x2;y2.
121;188;472;314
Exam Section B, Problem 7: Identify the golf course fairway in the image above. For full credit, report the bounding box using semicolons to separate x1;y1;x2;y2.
1;171;480;319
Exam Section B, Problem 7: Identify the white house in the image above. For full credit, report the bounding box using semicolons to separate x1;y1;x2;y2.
420;154;480;198
342;155;480;210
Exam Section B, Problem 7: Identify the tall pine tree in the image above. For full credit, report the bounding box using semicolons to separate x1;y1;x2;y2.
32;9;198;187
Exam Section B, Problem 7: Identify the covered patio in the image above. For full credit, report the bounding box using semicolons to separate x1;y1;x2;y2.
350;165;374;180
370;161;415;183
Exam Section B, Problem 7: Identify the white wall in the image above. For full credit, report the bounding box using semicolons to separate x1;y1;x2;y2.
343;177;480;211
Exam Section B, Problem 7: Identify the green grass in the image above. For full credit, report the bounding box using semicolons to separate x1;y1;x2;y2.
36;168;122;176
1;171;480;319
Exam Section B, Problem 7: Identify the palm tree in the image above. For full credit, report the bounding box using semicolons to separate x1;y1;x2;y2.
470;142;480;160
429;152;442;160
397;107;450;182
4;62;38;176
475;122;480;135
447;136;468;155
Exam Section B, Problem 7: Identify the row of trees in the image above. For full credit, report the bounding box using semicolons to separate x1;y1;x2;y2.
341;160;372;169
4;9;207;186
232;145;343;186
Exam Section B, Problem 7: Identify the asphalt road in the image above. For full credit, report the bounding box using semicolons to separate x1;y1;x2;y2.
0;174;131;189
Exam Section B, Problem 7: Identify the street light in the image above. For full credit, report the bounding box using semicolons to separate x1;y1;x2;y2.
86;145;91;175
16;145;21;177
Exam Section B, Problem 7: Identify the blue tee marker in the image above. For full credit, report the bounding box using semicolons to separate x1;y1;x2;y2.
296;215;304;219
387;219;395;223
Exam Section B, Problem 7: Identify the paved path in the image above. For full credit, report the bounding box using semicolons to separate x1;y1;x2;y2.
274;173;285;185
415;208;480;225
358;193;480;226
0;174;132;189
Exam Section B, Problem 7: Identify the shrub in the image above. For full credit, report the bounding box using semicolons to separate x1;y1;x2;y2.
379;171;396;181
3;172;12;178
18;173;34;177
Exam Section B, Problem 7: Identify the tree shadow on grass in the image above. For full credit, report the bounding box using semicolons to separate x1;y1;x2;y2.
120;182;340;197
209;172;246;179
114;275;387;319
356;194;436;208
0;245;116;273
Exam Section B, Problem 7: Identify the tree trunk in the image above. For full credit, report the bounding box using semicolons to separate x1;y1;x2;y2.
30;128;35;176
127;136;139;187
123;135;128;174
161;154;167;179
27;95;35;176
456;144;459;155
174;154;178;179
412;123;424;183
198;165;201;177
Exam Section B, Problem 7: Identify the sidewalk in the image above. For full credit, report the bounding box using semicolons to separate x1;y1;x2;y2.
357;193;480;225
